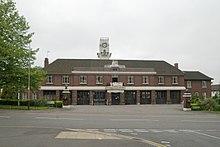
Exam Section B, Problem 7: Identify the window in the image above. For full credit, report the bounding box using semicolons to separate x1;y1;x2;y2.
46;75;53;84
96;76;103;84
143;76;149;84
172;76;178;84
80;75;87;84
127;76;134;84
187;81;192;88
202;92;207;99
62;76;69;84
202;81;207;88
158;76;164;84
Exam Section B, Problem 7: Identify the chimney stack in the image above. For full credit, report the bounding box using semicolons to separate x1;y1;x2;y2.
174;63;179;69
44;58;49;68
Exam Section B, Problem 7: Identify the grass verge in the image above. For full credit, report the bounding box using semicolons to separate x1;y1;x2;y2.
0;105;57;110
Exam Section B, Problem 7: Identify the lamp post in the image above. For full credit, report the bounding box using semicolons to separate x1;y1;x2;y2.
27;44;31;110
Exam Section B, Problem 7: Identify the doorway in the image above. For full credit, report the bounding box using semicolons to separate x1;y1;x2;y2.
111;93;120;105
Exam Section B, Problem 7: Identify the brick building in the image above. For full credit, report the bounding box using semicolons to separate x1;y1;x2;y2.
39;38;213;105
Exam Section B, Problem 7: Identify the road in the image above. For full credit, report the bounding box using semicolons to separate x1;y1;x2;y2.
0;105;220;147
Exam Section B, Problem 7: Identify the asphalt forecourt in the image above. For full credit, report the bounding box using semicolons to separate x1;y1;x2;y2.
0;105;220;147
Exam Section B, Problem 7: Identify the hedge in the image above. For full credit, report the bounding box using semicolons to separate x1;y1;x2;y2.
0;99;63;108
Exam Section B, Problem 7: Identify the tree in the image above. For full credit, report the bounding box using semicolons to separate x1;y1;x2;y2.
0;0;44;99
0;0;37;87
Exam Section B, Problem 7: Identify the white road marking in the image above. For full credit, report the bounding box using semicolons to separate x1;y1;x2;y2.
134;129;149;132
181;120;220;123
161;141;170;144
179;129;194;133
36;117;84;121
206;129;217;132
0;116;10;118
103;129;117;133
110;119;159;122
118;129;133;133
149;129;163;133
164;129;178;133
192;131;220;140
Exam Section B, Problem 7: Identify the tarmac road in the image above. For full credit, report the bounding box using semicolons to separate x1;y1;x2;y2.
0;105;220;147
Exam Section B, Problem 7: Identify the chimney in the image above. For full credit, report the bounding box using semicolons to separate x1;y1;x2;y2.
174;63;179;69
44;58;49;68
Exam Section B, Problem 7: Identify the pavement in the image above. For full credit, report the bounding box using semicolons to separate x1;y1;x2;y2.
0;104;220;147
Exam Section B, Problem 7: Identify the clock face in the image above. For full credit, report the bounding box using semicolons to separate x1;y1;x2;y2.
102;43;107;48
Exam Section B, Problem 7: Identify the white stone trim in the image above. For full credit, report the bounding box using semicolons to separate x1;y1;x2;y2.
71;71;157;75
41;86;185;91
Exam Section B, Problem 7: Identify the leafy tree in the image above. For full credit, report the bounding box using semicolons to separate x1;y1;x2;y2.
0;0;38;87
0;0;45;99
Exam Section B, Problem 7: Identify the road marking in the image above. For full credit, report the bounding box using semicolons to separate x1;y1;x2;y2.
0;116;10;118
164;129;178;133
110;119;159;122
118;129;133;133
206;129;217;132
179;129;195;133
36;117;84;121
181;120;220;123
103;129;117;133
192;131;220;140
149;129;163;133
134;129;149;132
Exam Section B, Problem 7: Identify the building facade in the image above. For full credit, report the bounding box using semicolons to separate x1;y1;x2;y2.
38;38;213;105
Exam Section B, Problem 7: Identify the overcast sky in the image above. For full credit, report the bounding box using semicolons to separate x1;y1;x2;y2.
14;0;220;84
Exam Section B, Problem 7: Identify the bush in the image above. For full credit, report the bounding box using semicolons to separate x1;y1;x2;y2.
201;98;218;111
0;99;18;106
30;99;48;107
54;101;63;108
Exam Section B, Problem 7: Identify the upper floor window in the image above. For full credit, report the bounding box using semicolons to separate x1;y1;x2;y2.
96;76;103;84
158;76;164;84
142;76;149;84
127;76;134;84
202;81;207;88
46;75;53;84
187;81;192;88
80;75;87;84
172;76;178;84
62;76;69;84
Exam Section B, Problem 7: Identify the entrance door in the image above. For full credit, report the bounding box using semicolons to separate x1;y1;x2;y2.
140;91;151;104
156;91;167;104
170;91;181;104
77;91;89;105
93;91;106;105
125;91;136;105
112;93;120;105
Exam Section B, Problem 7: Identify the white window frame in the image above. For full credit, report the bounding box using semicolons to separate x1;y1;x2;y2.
187;81;192;88
142;76;149;84
202;81;207;88
172;76;178;84
80;75;87;84
96;76;103;84
46;75;53;84
62;75;70;84
127;76;134;84
158;76;164;84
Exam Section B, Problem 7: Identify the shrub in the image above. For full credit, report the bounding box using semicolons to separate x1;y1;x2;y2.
201;98;218;111
54;101;63;108
30;99;48;107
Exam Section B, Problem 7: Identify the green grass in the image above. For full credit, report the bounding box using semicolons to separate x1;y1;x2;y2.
0;105;57;110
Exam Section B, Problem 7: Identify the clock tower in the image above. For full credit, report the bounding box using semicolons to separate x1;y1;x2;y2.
97;37;112;59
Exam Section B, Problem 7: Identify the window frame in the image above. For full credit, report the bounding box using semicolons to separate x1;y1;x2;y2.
187;81;192;88
202;81;207;88
96;76;103;84
46;75;53;84
127;75;134;84
62;75;70;84
172;76;178;84
158;76;164;84
142;76;149;84
80;75;87;84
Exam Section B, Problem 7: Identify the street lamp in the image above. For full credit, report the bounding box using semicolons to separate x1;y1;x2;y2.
27;43;31;110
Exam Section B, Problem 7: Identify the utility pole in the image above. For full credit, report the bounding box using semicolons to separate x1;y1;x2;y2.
27;44;31;110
